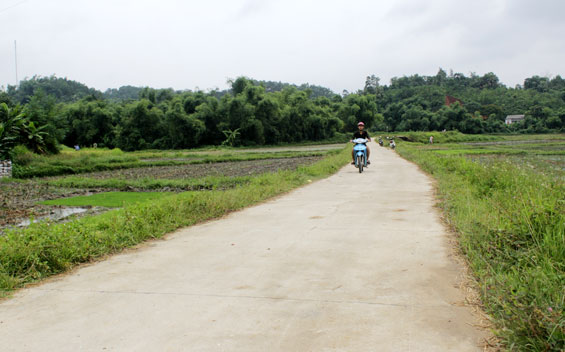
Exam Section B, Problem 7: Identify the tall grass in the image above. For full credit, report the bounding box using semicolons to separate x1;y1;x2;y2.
391;130;502;144
397;139;564;351
0;146;350;296
43;175;252;191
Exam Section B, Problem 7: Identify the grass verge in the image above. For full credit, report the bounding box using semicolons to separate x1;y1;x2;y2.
396;139;564;351
40;192;174;208
42;175;252;191
0;145;350;297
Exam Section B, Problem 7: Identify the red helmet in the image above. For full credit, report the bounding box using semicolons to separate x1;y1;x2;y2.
358;122;365;126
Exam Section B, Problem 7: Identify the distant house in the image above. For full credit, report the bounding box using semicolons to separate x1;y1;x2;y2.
505;115;525;124
445;95;463;106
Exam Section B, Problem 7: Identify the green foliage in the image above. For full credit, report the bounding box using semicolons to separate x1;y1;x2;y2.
40;192;174;207
7;72;565;163
0;103;52;159
9;145;37;166
221;128;240;147
397;131;500;144
23;89;65;154
0;146;350;295
63;99;116;148
103;85;143;101
397;137;565;351
375;69;565;134
0;104;27;159
43;174;251;191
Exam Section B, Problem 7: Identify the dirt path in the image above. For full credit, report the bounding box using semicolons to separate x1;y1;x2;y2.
0;142;491;351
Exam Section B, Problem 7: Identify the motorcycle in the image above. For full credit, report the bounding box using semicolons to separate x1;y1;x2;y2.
378;137;384;147
351;138;368;173
389;139;396;150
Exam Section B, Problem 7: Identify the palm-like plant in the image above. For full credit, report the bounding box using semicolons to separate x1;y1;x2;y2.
0;103;49;159
24;121;48;154
0;103;26;159
221;128;241;147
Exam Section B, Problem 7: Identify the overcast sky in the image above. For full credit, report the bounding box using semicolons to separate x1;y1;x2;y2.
1;0;564;93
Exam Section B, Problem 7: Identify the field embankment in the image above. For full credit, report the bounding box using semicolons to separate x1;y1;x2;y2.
396;133;564;351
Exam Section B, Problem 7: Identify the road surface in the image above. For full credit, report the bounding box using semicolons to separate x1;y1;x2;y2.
0;142;490;351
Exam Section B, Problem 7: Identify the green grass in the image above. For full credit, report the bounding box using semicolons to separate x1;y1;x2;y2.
40;192;174;208
391;130;503;144
41;175;252;191
0;145;350;297
395;133;564;351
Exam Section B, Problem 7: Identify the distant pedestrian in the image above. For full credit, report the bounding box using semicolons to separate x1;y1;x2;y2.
74;144;80;151
429;136;434;144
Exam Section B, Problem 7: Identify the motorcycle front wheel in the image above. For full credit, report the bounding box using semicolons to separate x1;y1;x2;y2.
357;155;363;173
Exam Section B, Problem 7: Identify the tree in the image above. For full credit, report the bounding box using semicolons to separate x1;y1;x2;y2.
103;85;143;101
194;96;225;145
475;72;501;89
524;76;550;92
23;89;66;154
338;94;378;131
433;68;447;86
480;104;504;121
63;99;116;148
230;77;252;96
364;75;380;94
397;105;431;131
163;101;205;149
115;100;165;150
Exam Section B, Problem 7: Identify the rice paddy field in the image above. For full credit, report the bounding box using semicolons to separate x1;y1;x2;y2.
0;144;342;231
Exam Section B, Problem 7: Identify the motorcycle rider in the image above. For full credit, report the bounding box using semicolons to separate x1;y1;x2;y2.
351;122;371;164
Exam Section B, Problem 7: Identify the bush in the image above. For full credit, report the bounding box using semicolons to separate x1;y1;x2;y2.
9;145;37;166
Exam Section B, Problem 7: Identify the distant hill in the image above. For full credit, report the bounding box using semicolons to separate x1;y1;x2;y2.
6;76;337;104
7;76;102;104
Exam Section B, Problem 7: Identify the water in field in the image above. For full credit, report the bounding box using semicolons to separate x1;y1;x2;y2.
16;207;89;227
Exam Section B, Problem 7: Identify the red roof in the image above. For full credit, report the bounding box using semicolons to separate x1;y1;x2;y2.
445;95;463;106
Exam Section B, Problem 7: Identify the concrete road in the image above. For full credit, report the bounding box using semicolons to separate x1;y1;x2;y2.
0;142;490;351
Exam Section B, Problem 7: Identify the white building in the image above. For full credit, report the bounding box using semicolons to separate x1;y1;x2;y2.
505;114;525;124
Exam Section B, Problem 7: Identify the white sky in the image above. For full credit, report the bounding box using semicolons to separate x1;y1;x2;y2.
1;0;564;93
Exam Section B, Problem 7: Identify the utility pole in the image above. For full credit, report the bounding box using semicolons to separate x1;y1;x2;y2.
14;40;19;87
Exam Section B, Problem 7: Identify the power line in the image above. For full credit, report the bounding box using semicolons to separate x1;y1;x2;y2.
0;0;30;14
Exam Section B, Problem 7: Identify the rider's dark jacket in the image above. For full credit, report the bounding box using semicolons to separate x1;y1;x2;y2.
353;131;370;141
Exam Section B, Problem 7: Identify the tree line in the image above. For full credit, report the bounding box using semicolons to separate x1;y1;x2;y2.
1;70;564;157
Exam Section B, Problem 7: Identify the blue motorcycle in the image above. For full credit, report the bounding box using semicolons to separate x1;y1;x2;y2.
351;138;368;173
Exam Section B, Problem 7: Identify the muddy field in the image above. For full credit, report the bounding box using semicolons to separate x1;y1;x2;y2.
53;156;323;180
0;184;105;229
0;156;323;230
